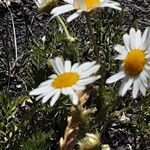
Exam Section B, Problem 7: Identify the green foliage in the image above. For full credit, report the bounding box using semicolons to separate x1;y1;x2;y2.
22;131;51;150
0;92;29;149
137;99;150;134
0;91;69;149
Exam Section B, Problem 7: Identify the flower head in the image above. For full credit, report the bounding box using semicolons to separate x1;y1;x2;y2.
50;0;121;22
34;0;58;12
29;57;100;106
78;132;100;150
101;144;111;150
106;27;150;98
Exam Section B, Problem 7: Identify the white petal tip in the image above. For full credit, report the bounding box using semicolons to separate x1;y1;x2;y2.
72;100;78;105
97;75;101;80
41;100;46;103
50;102;54;107
70;94;79;105
106;79;112;84
29;91;34;96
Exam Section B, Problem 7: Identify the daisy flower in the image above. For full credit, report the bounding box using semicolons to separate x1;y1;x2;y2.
50;0;122;22
106;27;150;98
29;57;100;106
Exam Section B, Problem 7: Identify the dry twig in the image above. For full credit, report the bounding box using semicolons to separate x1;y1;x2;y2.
59;92;90;150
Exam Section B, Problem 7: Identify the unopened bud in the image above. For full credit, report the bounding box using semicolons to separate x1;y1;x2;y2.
34;0;58;12
79;132;100;150
101;144;111;150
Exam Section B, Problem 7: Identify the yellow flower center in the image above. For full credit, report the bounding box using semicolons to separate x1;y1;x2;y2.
84;0;99;10
124;49;146;76
74;0;100;11
52;72;80;88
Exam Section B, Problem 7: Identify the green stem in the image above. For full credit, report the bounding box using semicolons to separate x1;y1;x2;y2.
73;105;89;134
85;13;100;62
56;16;75;42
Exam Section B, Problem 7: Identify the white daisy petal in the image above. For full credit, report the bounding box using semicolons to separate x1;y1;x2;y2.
108;1;121;5
55;57;64;74
114;45;128;55
61;88;66;95
42;90;57;103
29;86;53;95
35;93;46;101
132;79;139;99
75;61;96;72
63;0;73;4
78;76;100;85
135;29;142;48
80;64;100;78
69;91;78;105
119;78;133;97
142;70;149;78
138;79;146;96
123;34;130;51
140;72;147;84
140;78;147;88
39;80;53;87
144;64;150;70
114;54;125;60
48;74;57;79
62;88;70;95
141;27;150;49
50;4;75;17
50;90;61;106
67;11;81;22
130;28;136;49
71;63;79;71
100;3;121;10
73;85;86;91
106;71;125;84
145;53;150;59
65;60;71;72
51;59;61;75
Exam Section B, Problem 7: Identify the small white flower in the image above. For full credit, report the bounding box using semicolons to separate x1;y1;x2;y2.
29;57;100;106
106;27;150;98
50;0;122;22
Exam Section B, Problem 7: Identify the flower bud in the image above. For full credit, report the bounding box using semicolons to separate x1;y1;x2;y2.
34;0;58;12
79;133;100;150
101;144;111;150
